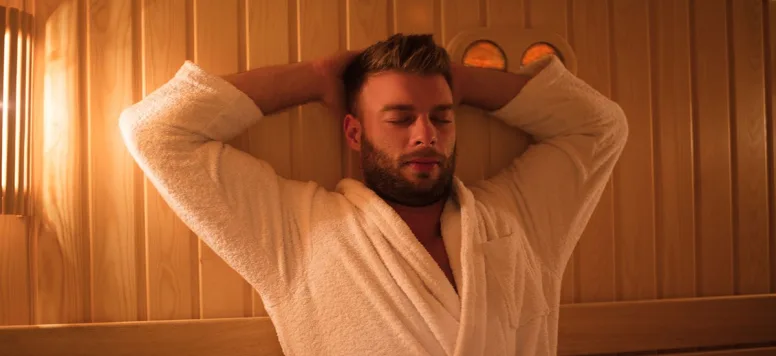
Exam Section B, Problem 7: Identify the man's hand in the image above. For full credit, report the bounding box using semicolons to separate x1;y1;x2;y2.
312;50;362;118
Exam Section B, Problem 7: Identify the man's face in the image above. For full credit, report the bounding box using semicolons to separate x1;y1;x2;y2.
344;71;457;207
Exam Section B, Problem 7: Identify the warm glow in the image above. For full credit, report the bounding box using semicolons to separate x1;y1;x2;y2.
0;7;33;215
462;40;506;71
521;42;560;67
2;26;10;193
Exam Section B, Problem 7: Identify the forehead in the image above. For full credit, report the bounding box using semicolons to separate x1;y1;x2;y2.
358;71;453;113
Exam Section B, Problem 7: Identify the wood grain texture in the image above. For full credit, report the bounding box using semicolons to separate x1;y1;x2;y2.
692;0;734;297
652;0;696;299
0;216;30;325
730;0;770;295
570;0;615;304
611;0;657;301
343;0;389;181
768;0;776;295
141;0;199;321
243;0;293;318
88;0;142;322
441;0;489;184
1;295;773;356
293;0;344;191
192;0;251;319
31;0;91;324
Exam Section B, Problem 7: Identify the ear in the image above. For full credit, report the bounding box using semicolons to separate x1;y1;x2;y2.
343;114;362;152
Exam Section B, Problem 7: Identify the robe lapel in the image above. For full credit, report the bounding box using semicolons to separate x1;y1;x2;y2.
336;178;462;320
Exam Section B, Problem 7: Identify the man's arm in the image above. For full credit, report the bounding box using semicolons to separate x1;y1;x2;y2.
119;57;347;305
458;55;629;277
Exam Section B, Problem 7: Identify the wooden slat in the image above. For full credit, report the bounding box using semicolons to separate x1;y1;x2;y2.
1;295;773;356
611;0;657;301
441;0;489;185
652;0;696;299
730;0;770;295
192;0;251;319
670;347;776;356
692;0;734;297
570;0;615;304
88;0;142;322
0;216;30;325
243;0;293;317
768;0;776;295
557;294;776;355
31;0;91;324
141;0;199;321
293;0;344;191
344;0;388;181
0;317;283;356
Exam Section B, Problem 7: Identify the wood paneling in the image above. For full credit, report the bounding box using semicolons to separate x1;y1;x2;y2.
0;6;772;356
192;0;251;319
1;294;773;356
141;0;198;321
730;0;770;295
611;0;657;301
692;0;735;297
31;0;91;325
0;216;29;325
87;0;143;322
652;0;695;299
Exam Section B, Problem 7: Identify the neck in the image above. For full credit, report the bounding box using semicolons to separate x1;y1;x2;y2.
387;199;446;244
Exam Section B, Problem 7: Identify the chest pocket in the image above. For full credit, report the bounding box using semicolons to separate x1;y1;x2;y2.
481;233;550;329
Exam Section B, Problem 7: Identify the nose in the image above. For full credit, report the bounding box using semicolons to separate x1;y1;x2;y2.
410;116;437;147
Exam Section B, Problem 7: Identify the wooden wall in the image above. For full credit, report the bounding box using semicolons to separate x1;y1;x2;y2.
0;0;774;339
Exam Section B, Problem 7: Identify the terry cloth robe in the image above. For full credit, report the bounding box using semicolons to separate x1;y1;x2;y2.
119;55;628;356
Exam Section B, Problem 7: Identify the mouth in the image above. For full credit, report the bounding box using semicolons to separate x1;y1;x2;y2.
405;159;439;173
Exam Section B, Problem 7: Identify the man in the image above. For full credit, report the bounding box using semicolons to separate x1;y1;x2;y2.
120;34;627;355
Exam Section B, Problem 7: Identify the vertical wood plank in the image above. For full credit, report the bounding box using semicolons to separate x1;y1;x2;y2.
294;0;344;191
611;0;657;301
344;0;389;182
526;0;567;36
570;0;615;304
730;0;770;295
0;216;30;325
652;0;696;299
486;0;524;28
243;0;292;318
692;0;735;297
32;0;91;324
142;0;199;321
768;0;776;295
89;0;142;322
192;0;251;318
393;0;440;40
441;0;489;184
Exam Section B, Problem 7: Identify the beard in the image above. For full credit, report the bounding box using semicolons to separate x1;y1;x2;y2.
360;134;456;207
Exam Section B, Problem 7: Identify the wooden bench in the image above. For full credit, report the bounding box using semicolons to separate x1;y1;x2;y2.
1;294;774;355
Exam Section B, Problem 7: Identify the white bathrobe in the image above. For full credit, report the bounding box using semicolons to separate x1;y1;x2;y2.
119;55;628;356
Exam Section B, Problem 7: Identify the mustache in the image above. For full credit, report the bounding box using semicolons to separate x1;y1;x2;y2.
400;148;447;163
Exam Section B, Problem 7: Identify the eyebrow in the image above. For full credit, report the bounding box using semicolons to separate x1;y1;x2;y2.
380;104;454;112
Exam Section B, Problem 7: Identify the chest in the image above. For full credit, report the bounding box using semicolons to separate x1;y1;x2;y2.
420;237;457;292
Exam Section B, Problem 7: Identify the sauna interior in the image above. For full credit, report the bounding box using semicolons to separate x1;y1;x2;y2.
0;0;775;355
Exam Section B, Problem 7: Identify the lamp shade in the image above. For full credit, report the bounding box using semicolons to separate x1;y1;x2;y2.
0;5;32;216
